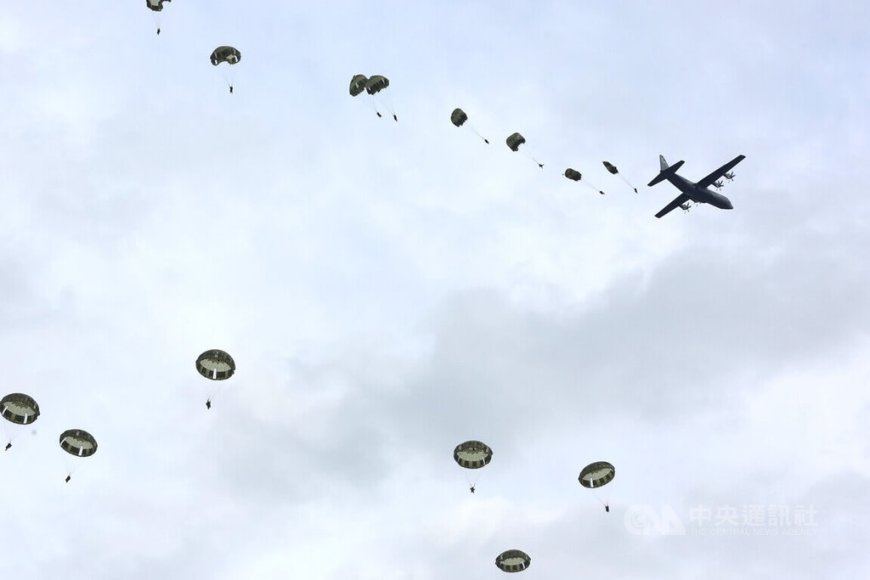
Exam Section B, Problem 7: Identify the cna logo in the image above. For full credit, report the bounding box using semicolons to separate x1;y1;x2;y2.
623;505;687;536
623;503;818;537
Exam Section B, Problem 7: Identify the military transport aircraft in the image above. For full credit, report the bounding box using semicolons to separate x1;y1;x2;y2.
648;154;745;218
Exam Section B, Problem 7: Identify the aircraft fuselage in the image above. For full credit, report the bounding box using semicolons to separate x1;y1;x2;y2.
666;173;733;210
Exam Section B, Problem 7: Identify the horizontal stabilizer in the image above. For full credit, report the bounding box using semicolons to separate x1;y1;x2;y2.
648;159;684;187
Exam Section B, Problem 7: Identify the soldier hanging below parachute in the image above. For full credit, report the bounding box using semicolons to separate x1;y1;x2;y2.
451;108;489;144
578;460;616;512
564;168;605;195
602;161;638;193
506;133;543;168
59;429;97;483
365;75;397;121
2;393;40;452
145;0;171;35
210;46;241;94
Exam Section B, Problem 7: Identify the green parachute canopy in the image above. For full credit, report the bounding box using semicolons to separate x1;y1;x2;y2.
495;549;531;573
450;108;468;127
578;461;615;489
365;75;389;95
454;440;493;469
196;349;236;381
349;74;368;97
59;429;98;458
210;46;241;66
1;393;40;425
506;132;526;152
145;0;170;11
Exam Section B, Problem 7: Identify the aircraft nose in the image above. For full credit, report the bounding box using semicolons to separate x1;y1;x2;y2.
723;199;733;210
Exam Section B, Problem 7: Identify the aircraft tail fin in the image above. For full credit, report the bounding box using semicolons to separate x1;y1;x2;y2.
648;156;685;187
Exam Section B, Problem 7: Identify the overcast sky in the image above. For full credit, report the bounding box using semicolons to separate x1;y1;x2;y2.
1;1;868;578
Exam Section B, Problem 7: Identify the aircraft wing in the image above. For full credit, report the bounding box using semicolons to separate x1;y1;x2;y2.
696;155;745;189
655;193;691;218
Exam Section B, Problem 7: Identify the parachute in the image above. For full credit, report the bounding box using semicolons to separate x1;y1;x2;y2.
1;393;40;425
578;461;615;488
145;0;170;11
210;46;241;66
349;74;368;97
196;349;236;381
363;75;396;121
579;461;615;512
197;349;235;410
210;46;241;93
454;440;492;492
365;75;389;95
453;440;493;468
564;168;605;195
451;108;489;144
145;0;171;35
59;429;98;458
450;108;468;127
505;132;526;152
59;429;97;482
506;133;543;168
602;161;638;193
495;549;531;573
2;393;40;451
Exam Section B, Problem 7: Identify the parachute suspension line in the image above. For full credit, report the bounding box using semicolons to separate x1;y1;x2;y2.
619;174;638;193
380;89;398;122
470;126;489;144
365;95;382;118
583;181;605;195
520;149;544;169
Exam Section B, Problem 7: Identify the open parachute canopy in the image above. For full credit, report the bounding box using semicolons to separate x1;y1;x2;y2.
495;549;531;573
454;440;493;469
564;168;582;181
196;349;236;381
506;132;526;152
146;0;170;11
210;46;241;66
349;74;368;97
450;108;468;127
578;461;615;488
59;429;97;458
365;75;389;95
1;393;40;425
